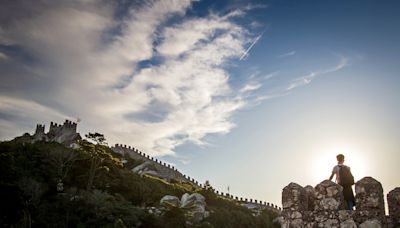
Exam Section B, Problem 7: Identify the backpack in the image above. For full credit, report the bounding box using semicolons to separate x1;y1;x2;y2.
339;166;355;186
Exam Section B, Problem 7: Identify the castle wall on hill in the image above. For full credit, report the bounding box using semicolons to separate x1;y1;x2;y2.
26;120;281;213
279;177;400;228
32;120;80;145
111;143;282;214
112;144;192;183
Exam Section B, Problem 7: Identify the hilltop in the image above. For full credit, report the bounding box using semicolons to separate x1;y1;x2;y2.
0;120;279;227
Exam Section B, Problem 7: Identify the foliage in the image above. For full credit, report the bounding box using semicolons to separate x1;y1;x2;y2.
0;139;279;227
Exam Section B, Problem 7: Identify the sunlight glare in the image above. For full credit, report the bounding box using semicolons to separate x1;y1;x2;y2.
312;144;369;184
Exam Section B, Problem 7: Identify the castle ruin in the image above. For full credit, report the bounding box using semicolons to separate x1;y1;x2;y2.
22;119;81;145
16;120;281;215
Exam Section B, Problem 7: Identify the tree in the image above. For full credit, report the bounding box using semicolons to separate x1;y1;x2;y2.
47;147;79;190
83;133;108;191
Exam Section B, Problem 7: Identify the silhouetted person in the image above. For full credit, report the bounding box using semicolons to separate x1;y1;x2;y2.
329;154;355;210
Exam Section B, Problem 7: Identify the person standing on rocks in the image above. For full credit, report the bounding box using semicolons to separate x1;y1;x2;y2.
329;154;355;210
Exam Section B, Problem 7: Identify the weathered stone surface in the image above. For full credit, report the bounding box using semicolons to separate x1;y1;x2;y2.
280;177;397;228
282;182;307;211
160;193;208;223
359;219;382;228
315;180;345;211
319;218;339;228
160;195;180;208
387;187;400;218
180;193;208;223
305;185;316;211
355;177;385;223
340;218;357;228
181;193;205;208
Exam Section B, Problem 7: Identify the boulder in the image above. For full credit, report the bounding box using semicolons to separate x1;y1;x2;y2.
160;193;208;223
160;195;180;208
180;193;207;222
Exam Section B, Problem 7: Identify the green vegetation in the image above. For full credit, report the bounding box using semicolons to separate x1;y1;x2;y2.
0;139;279;227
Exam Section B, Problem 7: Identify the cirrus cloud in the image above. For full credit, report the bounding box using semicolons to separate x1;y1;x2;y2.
0;0;261;155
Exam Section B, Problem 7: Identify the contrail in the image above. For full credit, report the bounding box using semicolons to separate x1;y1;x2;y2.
239;29;266;60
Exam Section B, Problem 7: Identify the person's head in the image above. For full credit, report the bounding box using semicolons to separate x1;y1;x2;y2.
336;154;345;164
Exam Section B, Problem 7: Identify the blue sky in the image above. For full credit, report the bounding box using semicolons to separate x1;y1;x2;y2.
1;0;399;207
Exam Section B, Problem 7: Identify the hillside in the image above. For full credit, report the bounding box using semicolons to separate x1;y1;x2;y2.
0;136;279;227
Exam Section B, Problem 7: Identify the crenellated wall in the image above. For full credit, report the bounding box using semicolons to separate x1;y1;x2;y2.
25;120;280;214
112;144;191;183
32;120;81;145
279;177;400;228
112;143;281;214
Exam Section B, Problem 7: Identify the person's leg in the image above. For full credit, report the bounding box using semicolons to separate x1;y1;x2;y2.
347;200;354;210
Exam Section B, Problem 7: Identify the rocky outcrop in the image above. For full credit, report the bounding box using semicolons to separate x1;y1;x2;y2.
279;177;398;228
160;195;181;208
160;193;209;223
180;193;208;222
132;161;160;177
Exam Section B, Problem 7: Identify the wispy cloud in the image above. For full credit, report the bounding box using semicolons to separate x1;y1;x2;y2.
278;51;296;58
0;52;8;60
0;0;258;156
240;82;262;93
286;56;349;91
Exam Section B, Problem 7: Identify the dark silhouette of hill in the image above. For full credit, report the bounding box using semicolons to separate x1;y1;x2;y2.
0;138;279;227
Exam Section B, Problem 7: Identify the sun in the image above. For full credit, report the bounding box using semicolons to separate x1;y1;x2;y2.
312;144;369;184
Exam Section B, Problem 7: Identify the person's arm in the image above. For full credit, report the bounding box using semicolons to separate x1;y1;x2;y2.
329;172;334;181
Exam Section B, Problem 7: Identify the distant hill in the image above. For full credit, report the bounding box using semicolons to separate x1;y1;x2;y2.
0;123;280;227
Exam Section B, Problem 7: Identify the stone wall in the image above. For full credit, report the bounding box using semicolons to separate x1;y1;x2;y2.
279;177;400;228
112;144;190;183
27;120;81;145
387;188;400;227
112;144;281;214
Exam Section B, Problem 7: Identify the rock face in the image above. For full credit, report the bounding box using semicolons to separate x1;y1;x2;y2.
279;177;398;228
160;193;208;223
387;187;400;227
160;195;180;208
180;193;208;222
112;145;193;183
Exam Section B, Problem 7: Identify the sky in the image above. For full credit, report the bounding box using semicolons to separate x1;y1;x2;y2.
1;0;399;208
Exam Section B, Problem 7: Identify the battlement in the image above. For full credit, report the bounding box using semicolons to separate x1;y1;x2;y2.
33;119;80;144
279;177;400;227
35;124;45;135
63;119;77;129
112;143;280;214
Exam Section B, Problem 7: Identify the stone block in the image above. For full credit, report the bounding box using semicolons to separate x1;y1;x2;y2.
387;187;400;219
314;180;345;211
355;177;385;222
